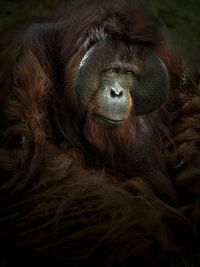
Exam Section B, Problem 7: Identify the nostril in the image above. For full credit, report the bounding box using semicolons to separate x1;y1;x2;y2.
110;88;123;98
118;91;123;97
110;89;116;97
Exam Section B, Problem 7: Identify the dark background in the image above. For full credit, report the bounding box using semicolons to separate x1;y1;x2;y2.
0;1;199;266
0;0;199;71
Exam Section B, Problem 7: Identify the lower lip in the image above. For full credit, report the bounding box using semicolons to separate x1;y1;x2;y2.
104;118;124;125
95;114;125;125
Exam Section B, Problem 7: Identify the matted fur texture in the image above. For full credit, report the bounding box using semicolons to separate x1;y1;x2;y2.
0;0;200;266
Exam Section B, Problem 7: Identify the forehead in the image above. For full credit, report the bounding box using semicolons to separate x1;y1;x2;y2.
97;40;138;61
109;41;142;65
80;39;143;68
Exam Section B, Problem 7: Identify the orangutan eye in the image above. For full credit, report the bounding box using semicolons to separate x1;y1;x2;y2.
103;68;116;77
105;68;115;73
123;70;133;75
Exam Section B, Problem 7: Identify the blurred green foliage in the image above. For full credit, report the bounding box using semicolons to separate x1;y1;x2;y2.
140;0;200;69
0;0;65;26
0;0;199;69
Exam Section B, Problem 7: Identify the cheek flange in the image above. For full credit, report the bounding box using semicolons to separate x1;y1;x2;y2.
130;46;169;115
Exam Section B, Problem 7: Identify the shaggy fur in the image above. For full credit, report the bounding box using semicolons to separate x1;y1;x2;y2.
0;0;200;266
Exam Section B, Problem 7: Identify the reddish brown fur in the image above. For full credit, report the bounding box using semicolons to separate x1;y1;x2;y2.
0;0;200;266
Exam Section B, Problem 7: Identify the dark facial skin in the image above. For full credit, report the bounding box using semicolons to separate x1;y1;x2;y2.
97;59;134;125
